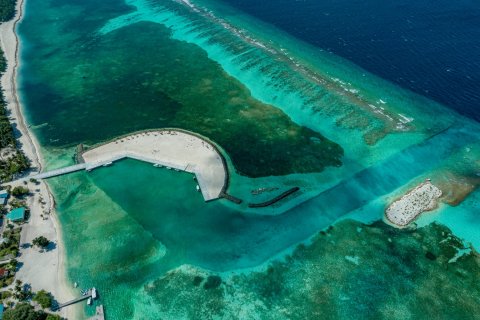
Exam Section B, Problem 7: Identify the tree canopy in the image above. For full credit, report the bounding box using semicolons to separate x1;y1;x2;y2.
32;236;50;249
0;0;17;22
2;302;45;320
33;290;53;309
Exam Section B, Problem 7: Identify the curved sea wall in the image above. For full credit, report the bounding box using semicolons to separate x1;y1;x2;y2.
81;129;229;201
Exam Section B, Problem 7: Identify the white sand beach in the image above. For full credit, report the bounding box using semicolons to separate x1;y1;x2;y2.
385;181;442;227
0;0;78;318
82;130;228;201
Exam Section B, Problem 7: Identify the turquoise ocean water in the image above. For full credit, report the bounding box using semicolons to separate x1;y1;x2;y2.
16;0;480;318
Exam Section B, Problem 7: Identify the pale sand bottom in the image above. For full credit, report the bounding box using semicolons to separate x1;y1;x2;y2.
0;0;78;317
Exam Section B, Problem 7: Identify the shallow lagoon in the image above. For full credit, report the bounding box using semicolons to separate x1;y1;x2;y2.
16;0;480;318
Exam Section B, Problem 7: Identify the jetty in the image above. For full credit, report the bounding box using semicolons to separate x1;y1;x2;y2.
11;129;232;202
248;187;300;208
29;163;87;180
53;289;93;311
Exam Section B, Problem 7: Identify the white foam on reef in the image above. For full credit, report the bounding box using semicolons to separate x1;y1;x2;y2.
386;181;442;227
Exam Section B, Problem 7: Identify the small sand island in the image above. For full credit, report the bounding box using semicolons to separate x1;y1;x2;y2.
386;180;443;227
81;129;228;201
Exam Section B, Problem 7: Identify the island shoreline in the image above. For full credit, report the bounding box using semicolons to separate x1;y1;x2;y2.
0;0;79;318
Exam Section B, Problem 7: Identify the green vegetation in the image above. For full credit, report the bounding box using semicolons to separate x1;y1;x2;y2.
0;289;12;300
1;302;57;320
13;279;31;301
0;0;16;22
32;236;49;249
33;290;52;309
0;228;21;261
2;296;60;319
3;303;39;320
11;186;29;197
8;198;26;209
0;46;30;183
0;260;15;288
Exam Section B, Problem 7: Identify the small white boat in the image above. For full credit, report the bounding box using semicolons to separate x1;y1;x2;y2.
166;167;172;170
87;297;92;305
92;287;97;299
102;162;113;167
196;185;200;192
74;282;78;288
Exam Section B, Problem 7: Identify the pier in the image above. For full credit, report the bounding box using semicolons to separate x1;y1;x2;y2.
53;289;92;311
9;129;235;202
31;163;87;180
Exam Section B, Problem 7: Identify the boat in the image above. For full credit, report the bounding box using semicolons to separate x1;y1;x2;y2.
92;287;97;299
166;167;172;170
102;162;113;167
74;282;78;288
196;185;200;192
87;297;92;305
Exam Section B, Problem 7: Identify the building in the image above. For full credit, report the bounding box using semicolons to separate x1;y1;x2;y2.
6;207;26;223
0;190;7;206
0;268;8;279
0;303;3;320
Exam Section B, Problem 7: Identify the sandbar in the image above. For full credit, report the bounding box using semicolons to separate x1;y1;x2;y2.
385;181;442;227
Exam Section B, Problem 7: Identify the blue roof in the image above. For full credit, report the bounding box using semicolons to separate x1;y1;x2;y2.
0;190;8;198
0;303;3;320
7;207;26;221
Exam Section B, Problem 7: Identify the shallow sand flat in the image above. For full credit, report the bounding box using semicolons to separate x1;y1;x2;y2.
386;181;442;227
81;130;227;201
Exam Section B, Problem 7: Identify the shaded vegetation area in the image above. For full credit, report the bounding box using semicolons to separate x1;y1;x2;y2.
145;220;480;319
1;280;60;319
0;48;30;183
0;259;17;288
33;290;53;309
2;302;61;320
0;227;21;260
0;0;16;22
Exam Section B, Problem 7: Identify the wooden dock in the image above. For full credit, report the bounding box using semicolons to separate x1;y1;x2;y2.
52;290;92;311
12;163;88;183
